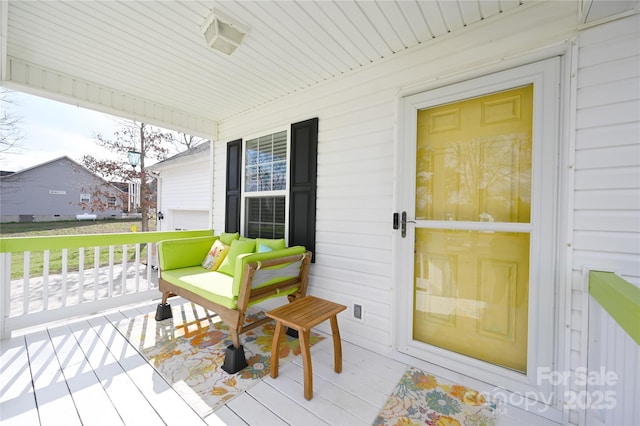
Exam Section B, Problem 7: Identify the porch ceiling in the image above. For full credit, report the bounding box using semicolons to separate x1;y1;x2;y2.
1;0;533;136
2;1;634;138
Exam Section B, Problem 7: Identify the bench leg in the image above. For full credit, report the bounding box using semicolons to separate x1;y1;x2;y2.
155;303;173;321
230;329;241;349
222;344;248;374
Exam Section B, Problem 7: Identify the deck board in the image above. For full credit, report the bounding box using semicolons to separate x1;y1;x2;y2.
264;364;371;425
0;298;561;425
57;323;125;425
26;330;82;426
273;361;380;424
67;320;165;426
245;381;329;425
0;337;40;426
204;405;248;425
95;312;207;425
296;341;403;409
226;393;288;425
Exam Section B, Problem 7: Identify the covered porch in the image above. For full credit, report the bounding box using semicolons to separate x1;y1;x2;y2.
2;1;639;425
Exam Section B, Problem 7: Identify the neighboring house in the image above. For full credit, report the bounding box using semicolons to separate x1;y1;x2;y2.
0;156;124;222
148;142;211;231
111;179;158;216
2;1;639;424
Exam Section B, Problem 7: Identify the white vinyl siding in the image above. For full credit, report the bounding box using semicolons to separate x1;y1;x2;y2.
573;14;640;279
157;158;211;232
212;1;580;358
571;13;640;426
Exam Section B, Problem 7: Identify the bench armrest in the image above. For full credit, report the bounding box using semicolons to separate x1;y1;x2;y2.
232;246;308;295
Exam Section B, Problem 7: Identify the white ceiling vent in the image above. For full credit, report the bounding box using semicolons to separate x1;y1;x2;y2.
201;10;249;55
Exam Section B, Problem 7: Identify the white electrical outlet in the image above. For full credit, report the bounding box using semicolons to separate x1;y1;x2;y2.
353;303;364;321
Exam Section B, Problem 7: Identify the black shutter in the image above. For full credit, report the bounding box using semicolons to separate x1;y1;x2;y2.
289;118;318;259
225;139;242;233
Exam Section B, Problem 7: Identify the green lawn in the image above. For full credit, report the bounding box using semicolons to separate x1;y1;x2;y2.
0;218;155;236
1;219;156;279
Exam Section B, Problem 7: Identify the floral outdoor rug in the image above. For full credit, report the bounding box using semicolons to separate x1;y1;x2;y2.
114;304;323;417
374;367;497;426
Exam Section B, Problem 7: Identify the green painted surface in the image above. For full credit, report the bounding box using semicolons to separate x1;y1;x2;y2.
0;229;214;252
589;271;640;345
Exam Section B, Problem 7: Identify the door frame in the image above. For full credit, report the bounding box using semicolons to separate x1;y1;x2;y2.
392;56;568;412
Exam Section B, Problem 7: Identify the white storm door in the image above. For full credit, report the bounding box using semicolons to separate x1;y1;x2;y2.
396;57;562;401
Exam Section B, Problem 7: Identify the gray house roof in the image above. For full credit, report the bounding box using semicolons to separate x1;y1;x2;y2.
1;156;122;188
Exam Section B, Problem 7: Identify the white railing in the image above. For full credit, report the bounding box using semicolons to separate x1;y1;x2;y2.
0;229;213;338
586;270;640;425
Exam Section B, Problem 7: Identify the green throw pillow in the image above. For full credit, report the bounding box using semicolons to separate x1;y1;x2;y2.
217;239;257;276
219;232;240;246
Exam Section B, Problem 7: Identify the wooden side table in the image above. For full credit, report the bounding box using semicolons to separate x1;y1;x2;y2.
266;296;347;400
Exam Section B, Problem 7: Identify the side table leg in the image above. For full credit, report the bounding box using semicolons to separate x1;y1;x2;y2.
330;315;342;374
271;321;284;379
300;329;313;400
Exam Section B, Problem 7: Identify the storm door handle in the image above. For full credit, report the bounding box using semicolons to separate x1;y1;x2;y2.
401;211;416;238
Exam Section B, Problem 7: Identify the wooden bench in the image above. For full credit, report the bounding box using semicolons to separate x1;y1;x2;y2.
155;235;312;373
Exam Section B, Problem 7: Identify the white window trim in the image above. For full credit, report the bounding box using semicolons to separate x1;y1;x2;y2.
239;128;291;240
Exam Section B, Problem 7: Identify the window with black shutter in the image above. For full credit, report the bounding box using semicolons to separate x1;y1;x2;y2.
224;118;317;257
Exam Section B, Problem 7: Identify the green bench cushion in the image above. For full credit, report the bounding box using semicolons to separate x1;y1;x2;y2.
161;266;237;309
159;240;307;311
161;265;300;310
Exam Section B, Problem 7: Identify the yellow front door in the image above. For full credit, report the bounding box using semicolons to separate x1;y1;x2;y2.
413;85;533;373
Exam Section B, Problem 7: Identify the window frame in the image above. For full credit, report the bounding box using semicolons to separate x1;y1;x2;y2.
107;196;117;208
225;117;318;256
239;127;291;240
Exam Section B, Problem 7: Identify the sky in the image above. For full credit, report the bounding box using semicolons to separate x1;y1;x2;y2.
2;90;136;172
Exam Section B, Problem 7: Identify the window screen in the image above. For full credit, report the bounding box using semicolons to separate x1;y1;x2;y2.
243;130;288;238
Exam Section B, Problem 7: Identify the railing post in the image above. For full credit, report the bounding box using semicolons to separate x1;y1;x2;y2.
1;252;11;339
587;269;640;425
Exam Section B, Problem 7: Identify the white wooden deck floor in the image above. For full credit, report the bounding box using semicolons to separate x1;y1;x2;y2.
1;300;559;426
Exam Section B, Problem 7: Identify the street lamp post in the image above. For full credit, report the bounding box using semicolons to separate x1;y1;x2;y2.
127;150;141;216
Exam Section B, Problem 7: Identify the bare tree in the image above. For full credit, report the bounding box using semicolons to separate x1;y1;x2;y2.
0;88;25;154
81;119;205;231
82;121;173;231
170;133;207;152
